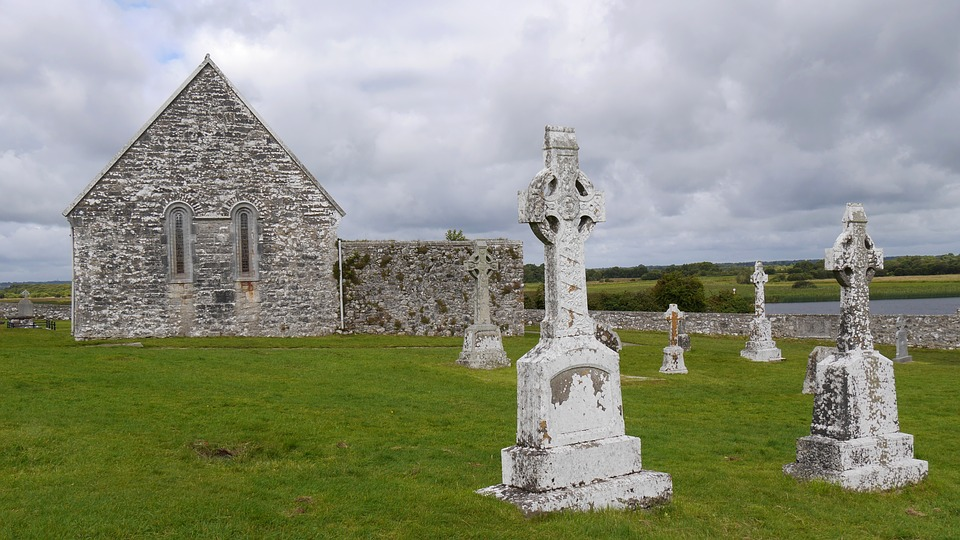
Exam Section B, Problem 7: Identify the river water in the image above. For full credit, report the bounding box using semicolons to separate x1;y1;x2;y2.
765;296;960;315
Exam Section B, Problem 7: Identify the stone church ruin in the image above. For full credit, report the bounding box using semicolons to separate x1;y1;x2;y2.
64;56;522;340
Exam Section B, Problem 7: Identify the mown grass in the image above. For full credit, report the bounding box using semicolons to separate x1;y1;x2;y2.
577;274;960;304
1;324;957;538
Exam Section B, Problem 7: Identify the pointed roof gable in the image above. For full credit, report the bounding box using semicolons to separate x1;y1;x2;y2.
64;54;345;217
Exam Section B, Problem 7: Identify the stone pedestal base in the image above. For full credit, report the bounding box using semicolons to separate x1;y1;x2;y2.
784;433;928;491
740;340;782;362
893;355;913;363
660;345;687;374
479;470;672;516
456;323;510;369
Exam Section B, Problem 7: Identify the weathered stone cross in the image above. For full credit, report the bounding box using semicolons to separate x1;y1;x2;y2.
464;241;498;325
664;304;684;347
751;261;768;318
519;126;604;339
825;203;883;353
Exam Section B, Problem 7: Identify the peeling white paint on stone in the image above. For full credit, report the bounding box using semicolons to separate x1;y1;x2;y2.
480;126;671;515
740;261;783;362
785;203;927;491
458;241;510;369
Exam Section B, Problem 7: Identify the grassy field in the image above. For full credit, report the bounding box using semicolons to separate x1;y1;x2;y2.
573;274;960;304
1;324;957;538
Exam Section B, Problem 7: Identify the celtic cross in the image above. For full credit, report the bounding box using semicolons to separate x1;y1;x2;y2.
751;261;768;318
464;241;498;325
519;126;605;339
824;203;883;352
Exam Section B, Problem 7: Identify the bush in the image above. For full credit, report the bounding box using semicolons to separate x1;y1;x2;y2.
651;272;706;312
706;290;753;313
792;280;816;289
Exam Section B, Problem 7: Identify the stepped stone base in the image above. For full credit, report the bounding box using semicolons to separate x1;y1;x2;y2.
740;340;783;362
784;433;928;491
456;323;510;369
660;345;687;374
478;470;672;516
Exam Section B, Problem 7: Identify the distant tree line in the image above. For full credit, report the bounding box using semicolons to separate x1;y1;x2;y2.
0;282;71;299
525;272;752;314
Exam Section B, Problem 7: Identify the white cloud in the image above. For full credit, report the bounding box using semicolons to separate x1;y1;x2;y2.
2;0;960;282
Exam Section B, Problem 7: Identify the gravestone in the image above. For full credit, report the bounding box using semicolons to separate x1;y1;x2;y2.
740;261;783;362
660;304;688;374
893;316;912;363
677;318;691;351
10;290;37;328
784;203;927;491
456;241;511;369
478;126;672;515
801;345;837;394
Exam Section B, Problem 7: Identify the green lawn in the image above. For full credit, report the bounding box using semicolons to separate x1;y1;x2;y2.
1;324;957;538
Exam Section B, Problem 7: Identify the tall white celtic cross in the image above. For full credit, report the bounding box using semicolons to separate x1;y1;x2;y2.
519;126;605;339
751;261;768;318
464;241;498;325
825;203;883;353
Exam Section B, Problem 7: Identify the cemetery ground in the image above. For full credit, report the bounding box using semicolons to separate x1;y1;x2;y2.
1;325;957;538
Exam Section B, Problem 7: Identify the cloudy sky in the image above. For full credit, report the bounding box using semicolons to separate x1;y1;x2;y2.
3;0;960;282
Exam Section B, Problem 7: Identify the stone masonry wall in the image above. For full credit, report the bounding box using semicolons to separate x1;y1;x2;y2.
339;240;524;336
524;309;960;349
0;304;71;321
66;63;342;339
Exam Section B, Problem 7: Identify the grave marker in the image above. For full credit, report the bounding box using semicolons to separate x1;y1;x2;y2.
478;126;671;514
456;241;510;369
784;203;927;491
740;261;783;361
660;304;688;374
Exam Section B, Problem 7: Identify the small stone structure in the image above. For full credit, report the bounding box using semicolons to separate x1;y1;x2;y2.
802;345;836;395
660;304;688;374
784;203;927;491
894;316;912;363
479;126;671;515
457;241;510;369
740;261;783;362
9;291;37;328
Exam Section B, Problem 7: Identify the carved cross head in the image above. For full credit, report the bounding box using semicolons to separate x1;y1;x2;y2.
464;241;498;280
519;126;605;246
751;261;767;285
825;203;883;288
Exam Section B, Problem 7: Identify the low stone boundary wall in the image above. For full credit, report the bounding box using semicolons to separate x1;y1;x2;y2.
0;304;71;321
524;309;960;349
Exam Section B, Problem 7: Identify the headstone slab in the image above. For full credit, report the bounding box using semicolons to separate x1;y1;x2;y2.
457;241;510;369
481;126;671;514
660;304;688;374
893;316;912;363
785;203;927;491
740;261;782;362
802;345;837;394
677;318;691;352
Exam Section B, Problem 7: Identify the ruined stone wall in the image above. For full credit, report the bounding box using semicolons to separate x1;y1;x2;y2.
66;64;342;339
0;304;71;321
524;309;960;349
339;240;524;336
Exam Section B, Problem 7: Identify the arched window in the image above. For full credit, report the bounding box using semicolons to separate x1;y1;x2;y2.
165;203;194;283
231;203;259;280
